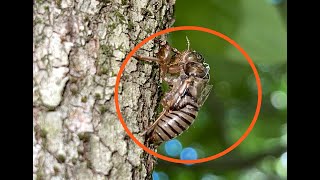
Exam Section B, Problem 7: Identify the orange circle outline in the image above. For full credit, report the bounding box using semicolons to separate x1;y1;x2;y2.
114;26;262;164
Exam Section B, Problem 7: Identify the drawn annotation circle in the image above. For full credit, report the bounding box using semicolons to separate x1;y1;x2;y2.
114;26;262;164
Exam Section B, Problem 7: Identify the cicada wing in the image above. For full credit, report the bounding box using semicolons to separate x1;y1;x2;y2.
197;84;213;107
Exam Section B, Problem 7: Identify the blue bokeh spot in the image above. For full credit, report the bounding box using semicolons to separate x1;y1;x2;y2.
165;139;183;157
158;172;169;180
152;171;159;180
180;147;198;165
268;0;283;5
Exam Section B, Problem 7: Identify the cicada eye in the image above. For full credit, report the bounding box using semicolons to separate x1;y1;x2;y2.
194;52;204;62
196;53;203;60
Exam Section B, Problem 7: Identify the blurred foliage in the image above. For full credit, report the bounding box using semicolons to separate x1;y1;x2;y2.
153;0;287;179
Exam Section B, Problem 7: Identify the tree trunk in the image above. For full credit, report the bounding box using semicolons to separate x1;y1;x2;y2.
33;0;175;179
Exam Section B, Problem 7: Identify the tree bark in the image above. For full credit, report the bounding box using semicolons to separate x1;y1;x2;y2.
33;0;175;179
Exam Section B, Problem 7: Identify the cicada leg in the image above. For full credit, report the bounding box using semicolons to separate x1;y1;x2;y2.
132;54;161;63
133;54;169;81
133;41;183;83
139;110;167;136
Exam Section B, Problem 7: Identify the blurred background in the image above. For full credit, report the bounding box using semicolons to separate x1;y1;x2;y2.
153;0;287;179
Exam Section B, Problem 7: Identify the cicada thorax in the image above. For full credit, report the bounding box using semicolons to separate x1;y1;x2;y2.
184;62;208;78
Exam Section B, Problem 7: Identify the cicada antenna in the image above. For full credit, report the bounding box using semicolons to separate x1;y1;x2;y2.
186;36;190;51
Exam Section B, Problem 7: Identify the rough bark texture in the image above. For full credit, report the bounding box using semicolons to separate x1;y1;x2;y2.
33;0;175;179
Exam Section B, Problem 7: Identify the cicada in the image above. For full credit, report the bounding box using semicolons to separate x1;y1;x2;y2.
133;39;213;145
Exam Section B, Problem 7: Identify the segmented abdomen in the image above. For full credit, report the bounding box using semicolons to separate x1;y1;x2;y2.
150;99;199;145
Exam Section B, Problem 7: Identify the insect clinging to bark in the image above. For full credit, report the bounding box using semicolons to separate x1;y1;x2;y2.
133;38;213;145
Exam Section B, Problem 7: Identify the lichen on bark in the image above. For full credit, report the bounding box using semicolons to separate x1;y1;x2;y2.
33;0;175;179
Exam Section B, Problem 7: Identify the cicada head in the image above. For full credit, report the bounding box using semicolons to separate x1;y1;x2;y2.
184;51;205;63
182;51;210;79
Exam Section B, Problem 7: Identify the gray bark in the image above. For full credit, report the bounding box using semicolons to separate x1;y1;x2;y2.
33;0;175;179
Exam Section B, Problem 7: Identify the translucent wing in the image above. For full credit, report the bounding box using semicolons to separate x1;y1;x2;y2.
197;84;213;107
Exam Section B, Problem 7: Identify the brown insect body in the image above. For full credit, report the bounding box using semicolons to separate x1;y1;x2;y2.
133;40;213;145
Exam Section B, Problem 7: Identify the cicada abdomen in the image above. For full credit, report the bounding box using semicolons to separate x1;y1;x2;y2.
149;94;199;144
